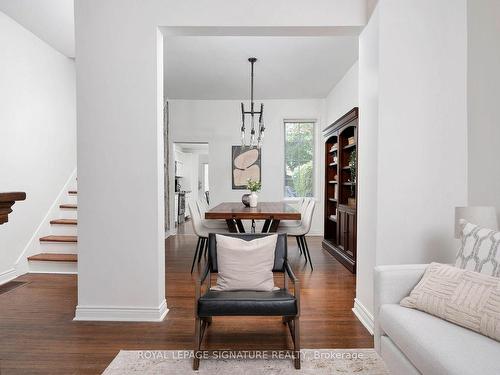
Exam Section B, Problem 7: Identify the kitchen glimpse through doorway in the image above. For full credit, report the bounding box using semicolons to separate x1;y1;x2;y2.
173;142;209;234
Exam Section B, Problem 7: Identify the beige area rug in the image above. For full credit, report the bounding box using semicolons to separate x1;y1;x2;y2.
103;349;388;374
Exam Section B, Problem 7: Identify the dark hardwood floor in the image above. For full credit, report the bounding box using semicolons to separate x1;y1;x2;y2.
0;235;372;374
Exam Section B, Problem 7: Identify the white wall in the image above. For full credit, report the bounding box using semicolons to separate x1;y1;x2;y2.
325;61;359;126
74;0;368;321
169;99;326;234
467;0;500;222
0;12;76;283
356;0;468;319
356;6;379;318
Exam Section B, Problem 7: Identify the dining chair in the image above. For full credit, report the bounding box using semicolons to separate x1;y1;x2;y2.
279;200;315;270
195;199;227;230
280;198;311;229
279;198;312;256
188;200;228;273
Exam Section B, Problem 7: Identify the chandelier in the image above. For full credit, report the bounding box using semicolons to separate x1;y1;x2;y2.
240;57;265;148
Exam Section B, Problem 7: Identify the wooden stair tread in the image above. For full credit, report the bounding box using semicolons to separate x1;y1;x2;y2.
50;219;77;225
40;235;77;243
60;204;77;209
28;253;77;262
68;190;77;195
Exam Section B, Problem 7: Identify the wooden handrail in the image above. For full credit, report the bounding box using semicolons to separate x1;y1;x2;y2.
0;192;26;225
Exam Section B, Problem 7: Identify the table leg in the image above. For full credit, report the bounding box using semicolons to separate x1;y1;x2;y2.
235;219;246;233
269;219;281;233
262;219;271;233
225;219;238;233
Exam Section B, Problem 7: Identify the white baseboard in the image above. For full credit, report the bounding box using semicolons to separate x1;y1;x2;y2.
352;298;374;335
0;268;17;286
74;299;168;322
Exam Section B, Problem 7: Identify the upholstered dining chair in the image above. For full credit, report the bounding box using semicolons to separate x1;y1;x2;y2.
193;233;301;370
279;200;315;269
279;198;312;257
188;200;228;273
195;199;227;230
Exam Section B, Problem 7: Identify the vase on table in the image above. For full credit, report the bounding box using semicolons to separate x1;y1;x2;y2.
249;192;258;207
241;193;251;207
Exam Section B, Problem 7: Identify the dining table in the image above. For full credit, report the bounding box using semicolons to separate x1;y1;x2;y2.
204;201;301;233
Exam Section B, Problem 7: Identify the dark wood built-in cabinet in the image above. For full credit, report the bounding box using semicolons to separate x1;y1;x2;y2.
322;108;358;273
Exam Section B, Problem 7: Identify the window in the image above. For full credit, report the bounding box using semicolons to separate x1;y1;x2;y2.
284;121;315;198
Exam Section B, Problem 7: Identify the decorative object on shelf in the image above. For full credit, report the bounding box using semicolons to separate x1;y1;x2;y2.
349;149;357;195
348;137;355;145
240;57;265;148
247;178;262;208
241;193;251;207
232;146;261;190
348;197;356;207
0;192;26;225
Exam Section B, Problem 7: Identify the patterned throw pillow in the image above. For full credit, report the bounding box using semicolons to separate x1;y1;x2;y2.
401;263;500;342
455;220;500;277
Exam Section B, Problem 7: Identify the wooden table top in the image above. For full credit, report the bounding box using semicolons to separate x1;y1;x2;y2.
205;202;300;220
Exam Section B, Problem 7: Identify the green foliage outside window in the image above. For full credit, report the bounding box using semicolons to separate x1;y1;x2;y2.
284;122;314;198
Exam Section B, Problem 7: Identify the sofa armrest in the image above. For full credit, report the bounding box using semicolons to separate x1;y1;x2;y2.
373;264;428;353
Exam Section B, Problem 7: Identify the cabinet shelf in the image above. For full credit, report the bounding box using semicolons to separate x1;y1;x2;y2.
343;143;356;150
342;182;356;186
328;180;338;184
328;198;337;202
329;163;337;167
341;166;351;170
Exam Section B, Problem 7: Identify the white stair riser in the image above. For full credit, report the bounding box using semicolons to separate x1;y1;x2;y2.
50;224;77;236
28;261;77;274
59;208;77;220
39;241;77;254
66;195;78;205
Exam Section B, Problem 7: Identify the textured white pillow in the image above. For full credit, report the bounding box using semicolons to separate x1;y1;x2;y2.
456;220;500;277
401;263;500;342
212;234;278;292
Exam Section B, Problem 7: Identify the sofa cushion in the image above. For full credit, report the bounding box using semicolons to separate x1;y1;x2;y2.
198;289;297;317
400;262;500;342
456;220;500;276
379;304;500;375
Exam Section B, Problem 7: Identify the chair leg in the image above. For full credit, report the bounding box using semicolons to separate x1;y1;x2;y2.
299;236;308;264
197;238;206;263
295;236;303;255
190;237;201;273
302;236;313;270
193;316;201;370
293;317;301;369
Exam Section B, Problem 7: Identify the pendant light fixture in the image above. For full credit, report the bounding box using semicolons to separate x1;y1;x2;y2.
240;57;265;148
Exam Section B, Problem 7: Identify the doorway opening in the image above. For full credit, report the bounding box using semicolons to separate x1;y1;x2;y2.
172;142;209;234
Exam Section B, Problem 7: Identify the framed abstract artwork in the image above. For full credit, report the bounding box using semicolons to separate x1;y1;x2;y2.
231;146;261;189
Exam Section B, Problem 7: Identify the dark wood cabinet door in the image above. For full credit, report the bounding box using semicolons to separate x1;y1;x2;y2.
337;205;356;260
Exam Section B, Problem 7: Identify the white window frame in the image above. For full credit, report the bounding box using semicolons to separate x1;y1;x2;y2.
283;119;316;201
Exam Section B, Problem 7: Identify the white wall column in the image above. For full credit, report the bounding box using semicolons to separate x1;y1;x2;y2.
74;3;166;321
356;0;468;322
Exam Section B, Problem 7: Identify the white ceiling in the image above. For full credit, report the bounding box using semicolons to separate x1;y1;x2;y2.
0;0;75;58
165;36;358;100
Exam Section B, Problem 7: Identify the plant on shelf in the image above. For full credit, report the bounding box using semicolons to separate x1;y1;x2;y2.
246;178;261;208
349;150;357;195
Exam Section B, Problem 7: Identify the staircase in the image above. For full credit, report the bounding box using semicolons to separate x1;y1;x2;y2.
27;184;78;273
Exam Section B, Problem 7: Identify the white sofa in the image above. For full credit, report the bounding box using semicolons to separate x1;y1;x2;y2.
374;264;500;375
